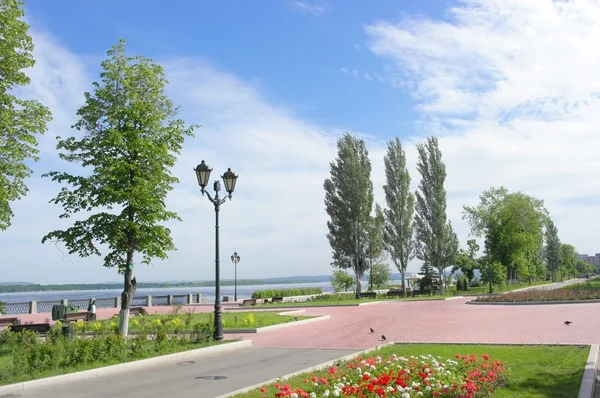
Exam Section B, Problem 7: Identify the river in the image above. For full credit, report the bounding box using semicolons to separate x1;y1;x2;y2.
0;281;336;304
0;279;404;304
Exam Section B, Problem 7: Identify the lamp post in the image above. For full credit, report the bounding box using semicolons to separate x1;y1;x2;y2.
484;238;492;294
194;160;239;341
231;252;240;301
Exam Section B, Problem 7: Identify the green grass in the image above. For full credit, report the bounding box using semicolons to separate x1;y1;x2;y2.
452;280;554;295
562;276;600;290
0;338;231;386
234;344;588;398
252;294;447;308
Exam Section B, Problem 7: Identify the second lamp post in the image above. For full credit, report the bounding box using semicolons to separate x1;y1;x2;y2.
194;160;239;341
231;251;240;301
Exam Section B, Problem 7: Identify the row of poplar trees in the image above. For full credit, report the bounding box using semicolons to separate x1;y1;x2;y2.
324;133;458;298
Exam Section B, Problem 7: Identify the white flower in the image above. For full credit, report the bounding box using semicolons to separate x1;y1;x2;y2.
323;390;330;397
425;386;431;391
333;390;340;397
314;382;319;386
370;365;376;370
291;394;298;398
416;392;423;396
401;393;410;398
310;393;316;398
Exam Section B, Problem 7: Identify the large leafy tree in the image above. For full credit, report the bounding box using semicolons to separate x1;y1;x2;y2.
544;220;561;282
42;40;195;336
463;187;548;283
451;239;479;284
382;137;414;297
413;136;458;295
324;133;374;298
559;243;577;281
0;0;52;230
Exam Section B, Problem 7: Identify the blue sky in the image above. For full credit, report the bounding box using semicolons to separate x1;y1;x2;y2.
2;0;600;284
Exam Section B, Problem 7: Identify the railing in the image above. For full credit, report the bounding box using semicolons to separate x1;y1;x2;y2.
1;293;203;315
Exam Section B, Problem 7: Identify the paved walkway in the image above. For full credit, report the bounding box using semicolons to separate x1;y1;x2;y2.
4;279;598;397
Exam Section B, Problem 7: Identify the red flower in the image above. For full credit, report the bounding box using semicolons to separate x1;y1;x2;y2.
260;387;267;393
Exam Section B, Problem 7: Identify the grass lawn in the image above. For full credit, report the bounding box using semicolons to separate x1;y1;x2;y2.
234;344;588;398
454;279;554;295
0;337;231;386
562;277;600;290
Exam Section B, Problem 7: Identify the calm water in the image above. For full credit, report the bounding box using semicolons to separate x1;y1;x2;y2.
0;279;405;304
0;282;337;304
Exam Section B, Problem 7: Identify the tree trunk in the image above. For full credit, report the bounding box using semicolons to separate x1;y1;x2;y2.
401;271;407;298
355;260;362;299
119;265;137;337
438;265;445;295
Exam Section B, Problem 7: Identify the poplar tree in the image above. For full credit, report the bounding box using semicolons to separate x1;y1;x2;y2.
324;133;374;298
382;137;414;297
413;136;458;295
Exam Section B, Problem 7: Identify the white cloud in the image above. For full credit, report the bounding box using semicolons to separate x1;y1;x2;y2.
287;1;328;17
365;0;600;254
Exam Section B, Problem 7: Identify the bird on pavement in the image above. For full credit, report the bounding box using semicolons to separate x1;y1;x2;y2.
381;335;387;341
564;321;573;326
370;327;375;333
295;317;298;321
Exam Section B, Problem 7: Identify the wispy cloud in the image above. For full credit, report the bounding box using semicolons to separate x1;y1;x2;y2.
365;0;600;253
287;1;328;17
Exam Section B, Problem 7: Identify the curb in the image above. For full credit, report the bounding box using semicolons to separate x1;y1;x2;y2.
466;299;600;305
0;339;252;395
579;344;599;398
224;314;330;334
214;341;395;398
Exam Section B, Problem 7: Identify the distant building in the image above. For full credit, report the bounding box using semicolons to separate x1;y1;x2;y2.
578;253;600;267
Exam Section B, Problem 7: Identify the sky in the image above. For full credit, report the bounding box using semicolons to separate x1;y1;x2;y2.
1;0;599;284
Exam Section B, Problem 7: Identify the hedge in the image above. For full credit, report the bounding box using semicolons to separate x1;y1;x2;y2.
251;288;322;299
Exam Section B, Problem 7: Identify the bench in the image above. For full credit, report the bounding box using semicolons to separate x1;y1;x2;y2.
241;299;257;306
272;297;283;303
360;292;377;298
129;307;147;316
11;323;52;334
387;290;406;298
0;317;20;328
64;311;92;322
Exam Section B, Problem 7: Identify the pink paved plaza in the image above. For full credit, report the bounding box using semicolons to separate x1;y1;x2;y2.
7;298;600;349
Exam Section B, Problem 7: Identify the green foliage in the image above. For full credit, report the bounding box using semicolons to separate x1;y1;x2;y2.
0;302;4;315
544;220;561;281
0;0;52;230
368;262;392;290
455;274;469;291
251;288;322;299
367;203;385;261
558;243;577;280
451;239;479;283
575;259;597;276
330;270;354;293
463;187;548;283
413;136;458;295
480;261;508;287
418;261;439;295
475;288;600;302
324;133;374;297
382;137;415;293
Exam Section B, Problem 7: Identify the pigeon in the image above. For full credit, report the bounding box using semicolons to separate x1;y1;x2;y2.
295;317;298;321
564;321;573;326
370;327;375;333
381;335;387;341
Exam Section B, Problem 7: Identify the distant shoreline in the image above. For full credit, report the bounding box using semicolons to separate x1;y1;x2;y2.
0;279;332;294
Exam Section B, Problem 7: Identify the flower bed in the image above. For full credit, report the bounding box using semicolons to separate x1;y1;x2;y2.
473;289;600;302
252;353;507;397
251;288;323;299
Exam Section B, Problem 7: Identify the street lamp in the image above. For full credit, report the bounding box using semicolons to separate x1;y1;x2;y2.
231;252;241;301
484;238;492;294
194;160;239;341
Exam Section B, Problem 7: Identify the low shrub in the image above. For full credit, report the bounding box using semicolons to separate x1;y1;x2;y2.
251;287;322;299
474;289;600;302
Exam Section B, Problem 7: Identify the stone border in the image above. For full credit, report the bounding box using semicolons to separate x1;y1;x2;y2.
213;341;395;398
579;344;599;398
466;299;600;305
0;339;252;395
224;310;330;334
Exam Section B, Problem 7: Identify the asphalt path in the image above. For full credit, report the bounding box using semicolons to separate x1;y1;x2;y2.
15;347;359;398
